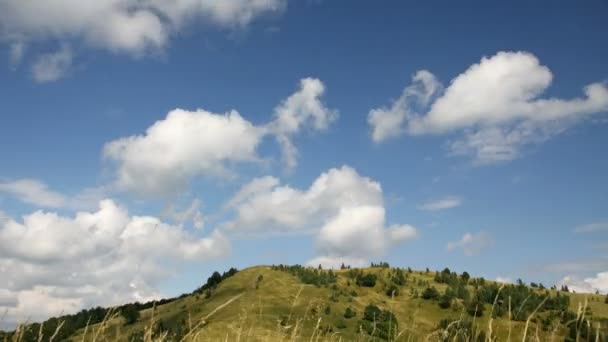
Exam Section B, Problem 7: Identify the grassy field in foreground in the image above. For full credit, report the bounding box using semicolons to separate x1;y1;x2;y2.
3;265;608;341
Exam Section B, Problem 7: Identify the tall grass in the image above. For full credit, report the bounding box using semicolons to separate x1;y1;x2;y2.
1;271;603;342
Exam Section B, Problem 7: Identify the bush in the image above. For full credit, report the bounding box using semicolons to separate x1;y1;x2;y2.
272;264;337;287
421;287;440;300
360;305;398;340
344;307;356;319
386;284;399;297
466;298;484;317
120;304;140;325
438;292;453;309
356;273;377;287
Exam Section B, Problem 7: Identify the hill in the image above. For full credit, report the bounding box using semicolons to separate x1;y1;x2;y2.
2;264;608;341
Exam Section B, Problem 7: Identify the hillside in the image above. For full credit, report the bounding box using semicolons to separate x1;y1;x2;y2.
2;265;608;341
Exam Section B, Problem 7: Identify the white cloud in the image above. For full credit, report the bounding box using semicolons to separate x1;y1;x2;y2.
495;276;513;284
104;78;336;196
368;70;441;142
161;199;205;229
223;166;418;264
388;224;418;242
317;206;388;258
0;179;108;211
31;44;73;83
447;231;493;256
0;199;229;327
369;51;608;164
0;179;67;208
560;272;608;294
306;256;368;269
223;166;383;232
574;221;608;233
268;77;339;170
0;0;285;56
418;196;462;211
224;176;280;209
584;272;608;293
104;108;265;196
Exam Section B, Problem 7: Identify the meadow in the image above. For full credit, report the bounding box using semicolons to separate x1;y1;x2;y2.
2;265;607;341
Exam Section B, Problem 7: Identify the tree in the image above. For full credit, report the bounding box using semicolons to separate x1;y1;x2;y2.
461;271;471;283
120;304;140;325
207;271;222;288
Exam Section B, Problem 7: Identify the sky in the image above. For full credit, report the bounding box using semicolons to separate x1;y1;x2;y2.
1;0;608;328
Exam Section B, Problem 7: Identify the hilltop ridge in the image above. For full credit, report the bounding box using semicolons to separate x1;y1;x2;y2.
2;264;607;341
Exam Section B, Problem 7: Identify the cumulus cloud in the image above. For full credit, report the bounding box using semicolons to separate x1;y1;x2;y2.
223;166;418;265
368;51;608;164
368;70;441;142
104;109;265;196
418;196;462;211
0;0;285;56
560;272;608;294
0;199;229;327
306;256;368;269
495;276;513;284
30;44;73;82
0;179;108;211
0;179;67;208
161;199;205;229
447;231;493;256
269;78;339;169
104;78;336;196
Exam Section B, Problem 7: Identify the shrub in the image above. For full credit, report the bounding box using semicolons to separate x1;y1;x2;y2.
356;273;377;287
438;292;453;309
344;307;356;319
120;304;140;325
421;287;440;300
466;298;484;317
360;305;398;340
386;284;399;297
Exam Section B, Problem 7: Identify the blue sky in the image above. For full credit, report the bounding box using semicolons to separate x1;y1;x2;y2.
1;0;608;326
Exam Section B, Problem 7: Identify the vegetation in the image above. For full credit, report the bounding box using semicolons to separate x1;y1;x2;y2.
120;304;140;325
272;264;337;287
360;304;398;340
355;273;377;287
1;264;607;341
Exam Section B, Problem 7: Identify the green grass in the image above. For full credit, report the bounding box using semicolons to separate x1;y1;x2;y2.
5;265;608;341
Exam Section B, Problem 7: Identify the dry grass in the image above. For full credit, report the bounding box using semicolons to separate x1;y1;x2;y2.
2;266;605;342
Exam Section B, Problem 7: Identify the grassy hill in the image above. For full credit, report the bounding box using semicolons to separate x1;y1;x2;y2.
2;264;608;341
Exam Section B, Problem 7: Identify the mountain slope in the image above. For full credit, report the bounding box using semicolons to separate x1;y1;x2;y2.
4;265;608;341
